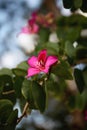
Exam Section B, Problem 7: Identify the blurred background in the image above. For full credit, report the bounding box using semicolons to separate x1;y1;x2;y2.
0;0;71;68
0;0;87;130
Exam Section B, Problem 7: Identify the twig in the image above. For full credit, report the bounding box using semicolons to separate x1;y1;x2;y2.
2;90;15;95
17;102;29;124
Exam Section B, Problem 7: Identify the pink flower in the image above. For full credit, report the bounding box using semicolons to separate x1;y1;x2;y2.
21;22;39;34
27;49;58;77
20;13;39;34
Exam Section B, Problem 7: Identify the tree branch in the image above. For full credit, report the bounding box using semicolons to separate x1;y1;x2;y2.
17;102;29;124
2;90;15;95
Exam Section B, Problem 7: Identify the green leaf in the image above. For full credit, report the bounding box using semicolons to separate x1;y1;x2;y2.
45;42;59;55
68;95;76;111
21;79;35;109
12;68;27;77
32;81;46;112
7;109;18;125
56;27;81;42
80;0;87;12
0;99;13;123
74;0;82;9
68;93;84;111
65;41;76;57
81;89;87;105
75;93;84;110
76;47;87;60
39;27;50;43
0;75;16;103
52;61;73;80
74;68;85;93
17;61;28;71
0;75;13;92
13;77;24;98
63;0;73;8
83;67;87;87
0;68;13;77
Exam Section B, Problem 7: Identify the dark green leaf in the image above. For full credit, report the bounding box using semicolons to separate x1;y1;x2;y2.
39;27;50;43
75;93;84;110
13;77;24;98
56;27;81;42
22;79;35;109
12;68;27;77
68;95;76;110
0;75;13;92
0;75;16;103
76;47;87;60
0;99;13;123
32;81;46;112
68;93;84;111
80;0;87;12
45;42;59;55
7;109;18;125
74;0;82;9
63;0;73;8
52;61;73;80
47;74;66;98
74;68;85;93
83;66;87;87
65;41;76;57
81;89;87;105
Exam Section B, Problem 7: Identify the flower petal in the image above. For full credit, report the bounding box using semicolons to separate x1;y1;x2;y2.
43;66;50;73
28;56;37;67
38;49;47;63
21;26;29;34
32;23;39;33
45;56;58;67
27;67;40;77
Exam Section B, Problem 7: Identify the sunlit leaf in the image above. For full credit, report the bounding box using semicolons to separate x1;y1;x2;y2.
17;61;28;71
12;68;27;77
0;68;13;77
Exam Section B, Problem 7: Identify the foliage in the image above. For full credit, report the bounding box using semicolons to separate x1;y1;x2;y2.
0;1;87;130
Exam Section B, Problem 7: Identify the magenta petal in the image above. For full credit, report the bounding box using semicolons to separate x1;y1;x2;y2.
38;49;47;62
32;23;39;33
28;56;37;67
27;67;40;77
28;19;35;26
21;26;29;34
43;66;49;73
45;56;58;67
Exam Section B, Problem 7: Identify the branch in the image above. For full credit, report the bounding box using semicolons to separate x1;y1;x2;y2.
17;102;29;124
2;90;15;95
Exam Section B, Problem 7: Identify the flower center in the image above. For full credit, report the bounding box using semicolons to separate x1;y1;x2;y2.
36;60;45;70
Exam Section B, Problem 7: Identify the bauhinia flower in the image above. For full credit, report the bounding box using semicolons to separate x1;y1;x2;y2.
27;49;58;77
17;13;39;53
21;19;39;34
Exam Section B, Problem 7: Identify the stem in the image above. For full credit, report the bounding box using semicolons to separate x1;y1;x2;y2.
17;102;29;124
2;90;15;95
